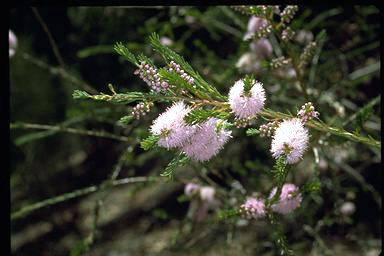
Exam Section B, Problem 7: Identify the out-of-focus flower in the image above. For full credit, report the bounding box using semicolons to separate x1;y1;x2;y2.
184;183;200;196
150;101;197;149
228;79;266;119
270;183;302;214
294;30;314;45
182;118;231;162
339;201;356;216
9;30;17;57
187;185;219;221
240;197;266;219
236;52;262;74
243;16;269;41
160;36;173;46
250;38;273;58
199;186;215;203
271;118;309;164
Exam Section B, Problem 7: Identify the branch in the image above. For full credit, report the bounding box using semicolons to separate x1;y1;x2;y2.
11;176;164;221
10;122;131;143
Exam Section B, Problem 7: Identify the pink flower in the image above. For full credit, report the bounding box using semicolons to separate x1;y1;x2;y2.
150;101;197;149
228;79;266;119
250;38;273;58
243;16;269;40
240;197;266;219
182;118;232;162
271;118;309;164
184;183;200;196
269;183;302;214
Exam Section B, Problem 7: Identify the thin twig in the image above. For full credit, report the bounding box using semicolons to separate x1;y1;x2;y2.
11;176;163;221
10;122;131;143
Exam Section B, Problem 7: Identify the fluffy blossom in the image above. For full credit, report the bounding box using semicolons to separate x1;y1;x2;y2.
269;183;302;214
182;118;232;162
228;79;266;119
240;197;266;219
150;101;196;149
271;118;309;164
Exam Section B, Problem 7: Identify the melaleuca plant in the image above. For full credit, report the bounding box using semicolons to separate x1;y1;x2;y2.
71;6;380;253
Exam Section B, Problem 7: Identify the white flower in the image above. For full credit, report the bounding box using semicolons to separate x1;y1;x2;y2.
228;79;266;119
199;186;215;202
9;30;17;57
271;118;309;164
150;101;196;149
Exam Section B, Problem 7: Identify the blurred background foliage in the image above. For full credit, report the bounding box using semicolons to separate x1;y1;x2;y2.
10;6;380;256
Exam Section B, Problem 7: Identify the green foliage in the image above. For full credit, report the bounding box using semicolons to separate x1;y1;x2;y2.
140;135;160;151
118;115;134;125
246;128;260;136
160;154;189;180
114;42;138;66
184;108;230;125
243;74;255;96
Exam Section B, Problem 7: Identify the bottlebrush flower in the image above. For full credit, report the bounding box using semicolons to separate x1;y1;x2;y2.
182;118;232;162
271;118;309;164
240;197;266;219
269;183;302;214
228;79;266;119
150;101;196;149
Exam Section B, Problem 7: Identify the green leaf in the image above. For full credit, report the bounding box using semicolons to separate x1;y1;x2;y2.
72;90;91;99
246;128;260;136
118;115;134;125
114;42;138;66
184;108;230;125
160;154;189;180
140;135;160;150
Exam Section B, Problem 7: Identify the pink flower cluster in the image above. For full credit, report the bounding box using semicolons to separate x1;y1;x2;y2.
269;183;302;214
228;79;266;119
150;102;231;161
168;60;195;85
297;102;319;123
243;16;269;41
184;183;218;221
259;120;279;137
240;197;266;219
271;118;309;164
134;62;169;92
